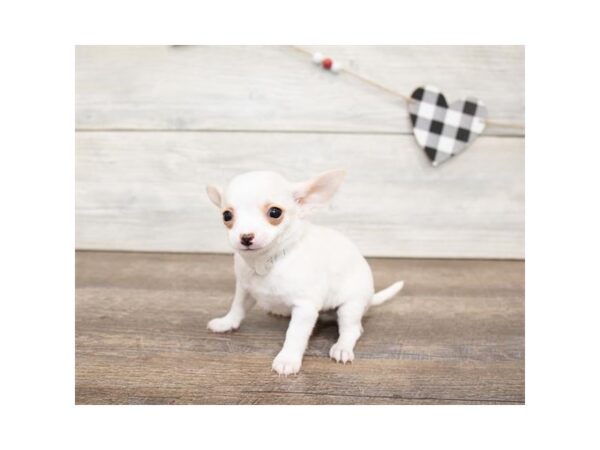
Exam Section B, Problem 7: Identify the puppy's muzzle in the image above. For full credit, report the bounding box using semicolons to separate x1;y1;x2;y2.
240;233;255;247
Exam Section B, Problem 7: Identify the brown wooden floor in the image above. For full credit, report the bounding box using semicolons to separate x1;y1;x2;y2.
75;251;524;405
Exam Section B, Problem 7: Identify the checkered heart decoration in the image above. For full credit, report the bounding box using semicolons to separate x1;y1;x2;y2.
408;85;488;167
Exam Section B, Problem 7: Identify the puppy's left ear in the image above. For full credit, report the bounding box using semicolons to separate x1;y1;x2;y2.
206;184;223;208
294;169;346;211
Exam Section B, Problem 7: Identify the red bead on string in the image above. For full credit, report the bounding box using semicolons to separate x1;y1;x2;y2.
312;52;341;73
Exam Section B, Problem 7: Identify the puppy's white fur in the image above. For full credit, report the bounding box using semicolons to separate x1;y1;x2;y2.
206;170;403;375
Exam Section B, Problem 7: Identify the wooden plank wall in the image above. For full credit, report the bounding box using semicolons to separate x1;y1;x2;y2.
75;46;524;258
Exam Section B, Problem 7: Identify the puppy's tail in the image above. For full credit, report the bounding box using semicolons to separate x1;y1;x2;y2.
370;281;404;307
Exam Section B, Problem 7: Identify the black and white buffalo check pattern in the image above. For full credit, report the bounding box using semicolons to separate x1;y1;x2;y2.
408;85;487;166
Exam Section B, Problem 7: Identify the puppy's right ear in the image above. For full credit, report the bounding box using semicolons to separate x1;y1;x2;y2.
206;184;223;208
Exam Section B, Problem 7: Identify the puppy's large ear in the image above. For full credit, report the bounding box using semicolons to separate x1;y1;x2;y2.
206;184;223;208
293;169;346;212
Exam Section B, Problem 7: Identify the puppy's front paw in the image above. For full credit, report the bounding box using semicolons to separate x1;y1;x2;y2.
272;351;302;375
329;342;355;364
207;316;238;333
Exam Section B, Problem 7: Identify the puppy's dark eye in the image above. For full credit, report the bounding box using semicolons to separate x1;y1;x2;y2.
222;210;233;222
268;207;282;219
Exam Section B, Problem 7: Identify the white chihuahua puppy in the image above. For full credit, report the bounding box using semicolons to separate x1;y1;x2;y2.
206;169;403;375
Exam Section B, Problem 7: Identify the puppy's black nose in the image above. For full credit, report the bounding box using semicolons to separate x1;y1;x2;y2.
240;233;255;247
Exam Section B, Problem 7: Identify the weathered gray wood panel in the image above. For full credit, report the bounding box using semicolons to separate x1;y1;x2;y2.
76;252;525;404
75;131;524;258
76;45;524;136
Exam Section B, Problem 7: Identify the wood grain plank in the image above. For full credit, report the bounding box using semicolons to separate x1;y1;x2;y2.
75;251;525;405
75;131;524;258
75;45;524;136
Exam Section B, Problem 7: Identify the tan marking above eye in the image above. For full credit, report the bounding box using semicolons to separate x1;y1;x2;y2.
264;204;285;226
222;208;235;229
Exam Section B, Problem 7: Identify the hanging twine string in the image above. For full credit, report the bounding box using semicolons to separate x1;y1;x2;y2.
289;45;525;131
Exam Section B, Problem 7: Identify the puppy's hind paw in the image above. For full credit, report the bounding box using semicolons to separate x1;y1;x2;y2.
207;317;238;333
329;343;355;364
272;352;302;376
